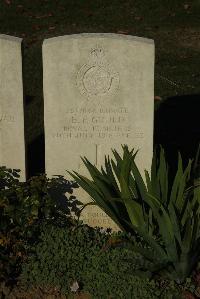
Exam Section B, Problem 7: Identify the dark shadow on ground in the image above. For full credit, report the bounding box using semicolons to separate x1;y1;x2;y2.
26;133;45;179
154;94;200;177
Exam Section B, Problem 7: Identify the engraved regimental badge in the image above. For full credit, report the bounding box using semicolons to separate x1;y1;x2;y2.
76;46;119;99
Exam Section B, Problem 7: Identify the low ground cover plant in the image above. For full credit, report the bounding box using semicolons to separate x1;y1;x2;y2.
0;167;82;287
20;224;182;299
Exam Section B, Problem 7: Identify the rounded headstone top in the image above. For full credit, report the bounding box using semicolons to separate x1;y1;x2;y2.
0;34;22;43
43;33;154;45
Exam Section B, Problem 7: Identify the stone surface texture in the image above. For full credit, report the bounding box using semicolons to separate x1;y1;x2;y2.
0;35;26;180
43;33;154;230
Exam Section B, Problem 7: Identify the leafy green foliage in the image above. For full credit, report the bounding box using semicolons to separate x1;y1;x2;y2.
0;167;82;284
69;145;200;282
20;224;182;298
20;224;110;294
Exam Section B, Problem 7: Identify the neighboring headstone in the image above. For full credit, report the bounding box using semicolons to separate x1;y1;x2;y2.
0;35;26;180
43;33;154;230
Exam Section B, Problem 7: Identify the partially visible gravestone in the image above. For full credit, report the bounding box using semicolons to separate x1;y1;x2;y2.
43;33;154;230
0;35;26;180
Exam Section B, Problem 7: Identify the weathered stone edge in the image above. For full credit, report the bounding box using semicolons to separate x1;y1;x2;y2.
0;34;22;43
43;33;154;45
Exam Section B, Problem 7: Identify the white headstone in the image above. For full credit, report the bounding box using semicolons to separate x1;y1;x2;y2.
0;35;26;180
43;33;154;230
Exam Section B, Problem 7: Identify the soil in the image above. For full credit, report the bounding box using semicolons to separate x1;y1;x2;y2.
0;282;91;299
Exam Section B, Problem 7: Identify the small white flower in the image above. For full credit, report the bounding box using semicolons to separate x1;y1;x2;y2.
99;227;108;233
70;281;79;293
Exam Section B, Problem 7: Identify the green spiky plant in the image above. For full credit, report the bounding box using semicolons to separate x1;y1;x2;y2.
69;145;200;282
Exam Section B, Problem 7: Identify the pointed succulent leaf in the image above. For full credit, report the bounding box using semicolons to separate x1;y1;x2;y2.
176;159;192;211
124;219;168;262
157;147;169;205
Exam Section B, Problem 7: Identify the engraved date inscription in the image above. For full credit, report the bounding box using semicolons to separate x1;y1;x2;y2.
52;107;144;140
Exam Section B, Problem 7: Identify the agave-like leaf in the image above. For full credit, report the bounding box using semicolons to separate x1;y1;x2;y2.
81;157;111;186
68;145;200;282
176;159;192;211
194;181;200;212
180;183;196;228
68;172;113;214
100;157;120;194
150;147;161;201
193;143;200;179
123;240;159;264
175;218;195;280
111;148;123;180
181;217;193;254
170;153;184;206
69;171;100;194
144;170;154;234
69;172;128;231
112;146;145;229
80;158;120;202
124;219;168;262
112;197;145;229
129;173;139;198
120;146;135;184
146;194;178;262
168;203;181;246
110;150;145;228
92;177;119;213
104;156;120;195
145;170;151;193
119;166;132;199
157;147;169;205
130;159;148;205
119;177;145;228
111;145;137;182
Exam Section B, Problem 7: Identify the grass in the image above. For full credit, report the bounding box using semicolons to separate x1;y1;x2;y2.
0;0;200;142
